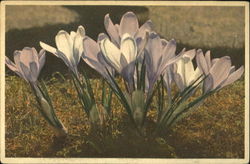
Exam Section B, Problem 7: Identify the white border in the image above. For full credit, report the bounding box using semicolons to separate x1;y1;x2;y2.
0;1;249;164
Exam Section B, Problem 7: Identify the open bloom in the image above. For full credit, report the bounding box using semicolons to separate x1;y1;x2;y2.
172;49;201;91
196;50;244;93
40;25;85;76
82;33;115;84
5;47;45;83
145;32;182;93
104;11;153;53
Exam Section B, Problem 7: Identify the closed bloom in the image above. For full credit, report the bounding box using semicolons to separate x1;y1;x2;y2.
145;32;182;93
196;50;244;93
5;47;45;83
40;25;85;76
100;33;138;92
172;49;201;91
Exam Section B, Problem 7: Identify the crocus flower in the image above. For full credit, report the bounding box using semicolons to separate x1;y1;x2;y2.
145;32;182;93
196;50;244;93
104;11;153;53
40;25;85;76
82;33;115;84
100;33;138;92
171;49;201;91
5;47;45;83
6;47;67;136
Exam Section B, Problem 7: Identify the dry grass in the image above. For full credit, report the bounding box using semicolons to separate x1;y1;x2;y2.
5;74;244;158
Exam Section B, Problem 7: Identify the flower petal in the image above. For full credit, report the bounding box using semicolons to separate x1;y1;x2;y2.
73;26;85;65
19;47;39;68
104;14;120;46
120;33;137;63
210;56;232;89
146;32;162;72
40;41;58;57
220;66;244;88
97;33;109;43
205;50;211;69
100;38;121;72
5;56;23;78
135;20;153;39
55;30;74;64
119;11;139;37
196;49;209;75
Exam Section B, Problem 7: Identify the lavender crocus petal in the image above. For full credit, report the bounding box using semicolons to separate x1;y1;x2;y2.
83;36;99;61
14;50;26;78
229;66;236;74
146;32;162;72
158;44;181;76
40;42;58;57
120;33;137;63
161;39;177;64
82;36;104;73
211;58;219;66
119;12;139;37
121;61;136;93
104;14;120;46
205;50;211;69
135;20;153;39
5;56;19;73
29;62;39;82
100;38;121;72
5;56;23;78
196;49;209;75
220;66;244;88
161;39;168;47
55;30;74;65
174;72;185;91
164;65;174;94
182;49;196;61
19;62;32;82
210;56;232;89
20;47;39;68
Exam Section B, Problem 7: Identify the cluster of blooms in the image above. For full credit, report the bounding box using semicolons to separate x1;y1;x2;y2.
6;12;244;136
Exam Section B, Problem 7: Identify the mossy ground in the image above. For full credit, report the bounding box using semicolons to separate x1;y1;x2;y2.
5;74;245;158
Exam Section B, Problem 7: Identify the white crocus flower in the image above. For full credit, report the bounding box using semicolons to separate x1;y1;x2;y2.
175;49;201;91
100;33;138;93
100;33;137;72
40;25;85;76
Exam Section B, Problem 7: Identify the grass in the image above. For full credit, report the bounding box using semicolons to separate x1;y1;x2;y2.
5;72;245;158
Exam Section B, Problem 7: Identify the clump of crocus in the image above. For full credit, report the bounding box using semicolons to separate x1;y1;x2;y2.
5;47;67;137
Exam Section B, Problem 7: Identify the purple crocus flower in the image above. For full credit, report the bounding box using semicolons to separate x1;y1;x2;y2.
82;33;115;85
40;26;85;76
102;11;153;92
145;32;183;94
104;11;153;52
196;50;244;93
5;47;46;83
